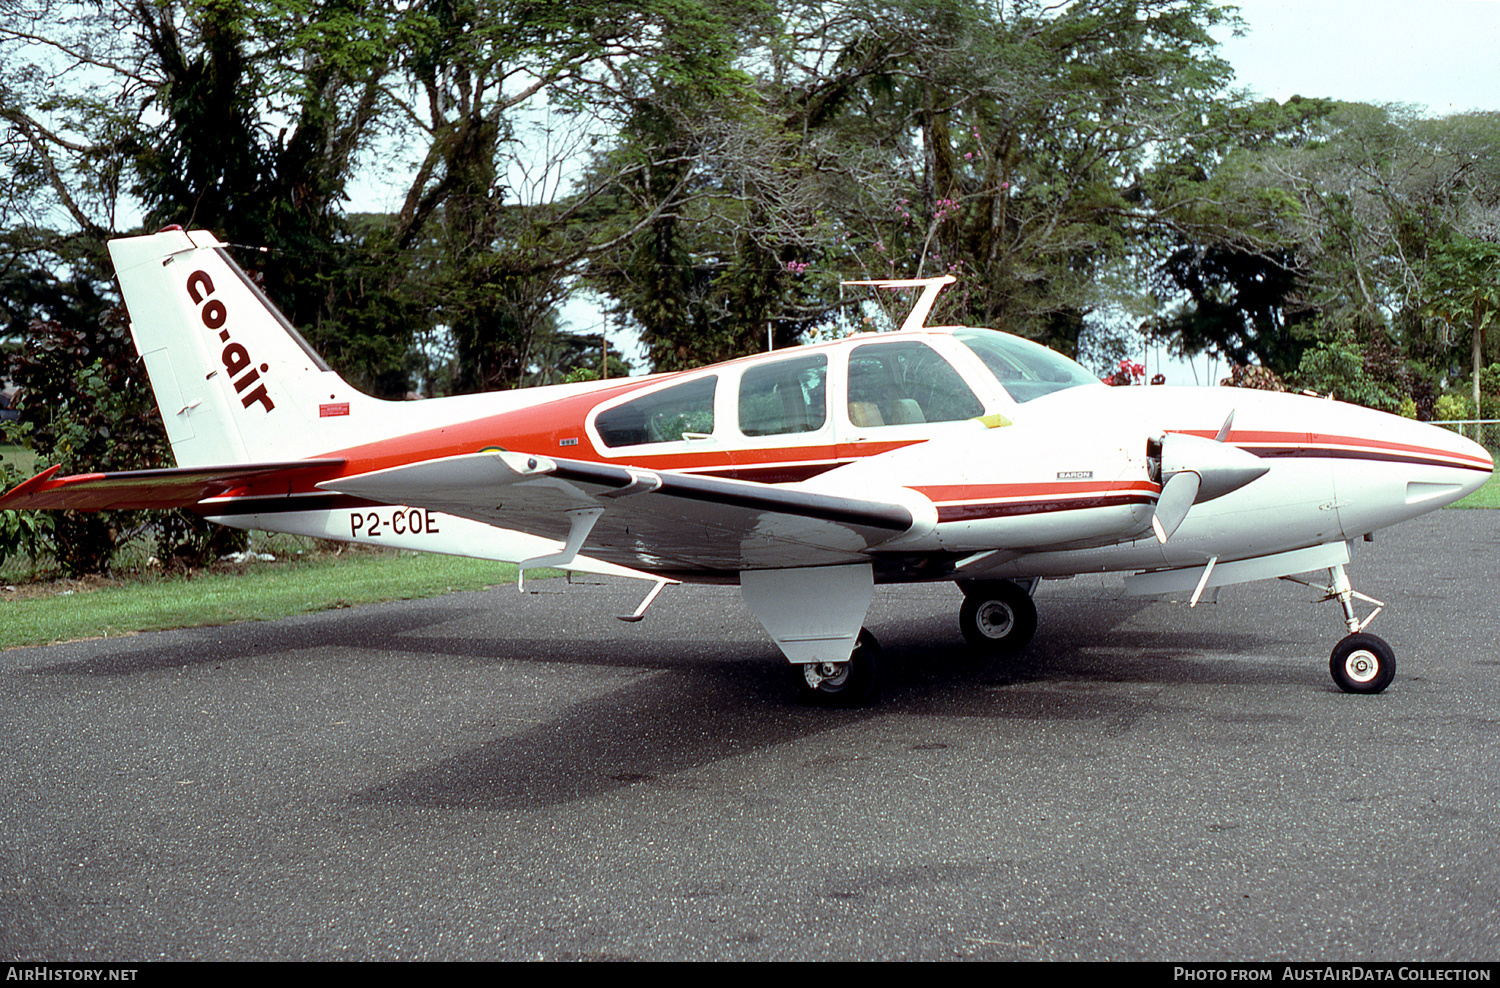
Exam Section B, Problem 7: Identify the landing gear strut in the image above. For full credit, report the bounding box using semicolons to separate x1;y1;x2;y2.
1288;563;1395;694
796;628;881;707
956;579;1038;656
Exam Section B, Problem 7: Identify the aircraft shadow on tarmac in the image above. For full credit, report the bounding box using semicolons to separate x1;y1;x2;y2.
343;599;1328;812
348;646;1310;815
22;586;1334;813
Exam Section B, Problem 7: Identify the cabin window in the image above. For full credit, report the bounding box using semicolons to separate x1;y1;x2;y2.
845;341;983;427
594;375;718;447
738;354;828;437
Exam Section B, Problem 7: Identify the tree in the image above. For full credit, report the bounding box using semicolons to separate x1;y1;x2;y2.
582;0;1246;370
1157;101;1500;409
569;0;834;371
810;0;1240;355
1423;236;1500;414
382;0;772;387
1;0;418;392
1148;243;1313;375
1143;96;1340;376
0;0;410;570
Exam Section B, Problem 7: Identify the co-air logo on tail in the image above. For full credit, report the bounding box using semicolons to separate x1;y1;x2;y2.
186;270;275;413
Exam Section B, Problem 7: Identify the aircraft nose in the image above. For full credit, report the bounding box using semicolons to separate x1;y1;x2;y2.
1419;423;1493;496
1328;410;1493;537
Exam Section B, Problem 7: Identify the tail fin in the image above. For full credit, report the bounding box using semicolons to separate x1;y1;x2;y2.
108;228;389;467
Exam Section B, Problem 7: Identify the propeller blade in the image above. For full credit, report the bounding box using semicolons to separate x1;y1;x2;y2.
1214;409;1235;443
1152;470;1201;544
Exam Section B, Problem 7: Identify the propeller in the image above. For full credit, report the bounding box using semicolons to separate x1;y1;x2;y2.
1150;411;1269;544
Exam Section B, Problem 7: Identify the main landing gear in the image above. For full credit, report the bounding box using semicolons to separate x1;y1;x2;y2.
797;628;882;707
1288;562;1395;694
796;579;1038;706
790;562;1396;705
956;579;1038;656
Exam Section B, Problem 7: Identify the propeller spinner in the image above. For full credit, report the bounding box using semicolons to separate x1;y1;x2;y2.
1150;414;1269;544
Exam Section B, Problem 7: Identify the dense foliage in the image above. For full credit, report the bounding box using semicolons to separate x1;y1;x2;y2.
2;0;1498;573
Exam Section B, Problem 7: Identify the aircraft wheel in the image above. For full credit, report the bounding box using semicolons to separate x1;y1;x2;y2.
1329;633;1396;694
797;629;880;707
958;581;1037;655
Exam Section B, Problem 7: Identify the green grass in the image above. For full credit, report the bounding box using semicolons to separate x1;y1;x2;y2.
1451;470;1500;508
0;444;38;479
0;443;38;491
1;548;524;650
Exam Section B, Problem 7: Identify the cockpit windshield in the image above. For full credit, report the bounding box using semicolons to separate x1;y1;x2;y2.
952;327;1103;403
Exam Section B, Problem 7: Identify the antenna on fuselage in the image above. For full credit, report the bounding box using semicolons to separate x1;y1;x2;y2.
842;275;956;333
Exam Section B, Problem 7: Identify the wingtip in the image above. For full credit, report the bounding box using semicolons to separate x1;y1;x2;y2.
0;465;66;507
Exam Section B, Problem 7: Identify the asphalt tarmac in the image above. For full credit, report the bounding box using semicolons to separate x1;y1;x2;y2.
3;510;1498;962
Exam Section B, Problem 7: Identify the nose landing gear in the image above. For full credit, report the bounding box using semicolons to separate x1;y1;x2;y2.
1287;563;1394;694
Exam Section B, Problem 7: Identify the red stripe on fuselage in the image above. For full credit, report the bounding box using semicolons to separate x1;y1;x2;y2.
934;493;1158;522
223;381;933;498
915;480;1160;523
1176;429;1493;472
917;480;1159;502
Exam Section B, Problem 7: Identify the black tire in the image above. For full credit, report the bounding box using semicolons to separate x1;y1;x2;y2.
796;628;881;707
958;580;1038;655
1329;633;1396;694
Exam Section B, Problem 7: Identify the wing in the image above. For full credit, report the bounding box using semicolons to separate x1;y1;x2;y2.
319;450;922;577
0;460;347;511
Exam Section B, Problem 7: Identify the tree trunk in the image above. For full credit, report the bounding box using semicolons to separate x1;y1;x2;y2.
1474;316;1484;424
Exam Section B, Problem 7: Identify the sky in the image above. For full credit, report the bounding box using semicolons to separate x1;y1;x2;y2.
1214;0;1500;116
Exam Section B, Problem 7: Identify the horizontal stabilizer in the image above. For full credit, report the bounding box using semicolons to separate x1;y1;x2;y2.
0;460;346;512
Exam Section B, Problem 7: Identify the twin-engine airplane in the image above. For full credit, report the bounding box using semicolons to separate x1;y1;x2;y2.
3;228;1492;704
